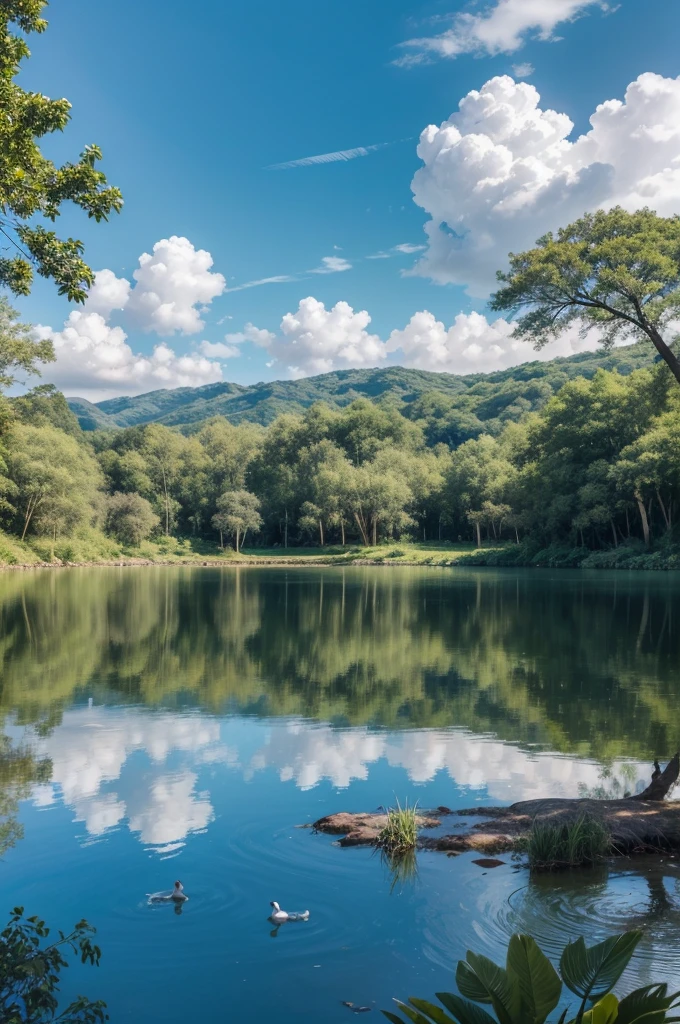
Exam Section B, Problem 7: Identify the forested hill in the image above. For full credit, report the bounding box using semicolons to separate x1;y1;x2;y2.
66;344;653;432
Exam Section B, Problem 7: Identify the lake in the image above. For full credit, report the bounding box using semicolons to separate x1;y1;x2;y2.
2;565;680;1021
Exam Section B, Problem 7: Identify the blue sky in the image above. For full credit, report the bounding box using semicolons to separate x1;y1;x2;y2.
16;0;680;399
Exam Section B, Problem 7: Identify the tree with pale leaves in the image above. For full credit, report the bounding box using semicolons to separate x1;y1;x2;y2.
492;208;680;386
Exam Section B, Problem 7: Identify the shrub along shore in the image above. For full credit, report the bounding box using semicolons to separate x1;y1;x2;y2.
1;535;679;571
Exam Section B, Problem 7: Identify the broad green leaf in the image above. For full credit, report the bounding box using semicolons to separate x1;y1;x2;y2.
506;934;562;1024
455;953;520;1024
383;1011;405;1024
409;998;456;1024
437;992;499;1024
582;993;619;1024
560;932;642;1001
616;983;678;1024
393;1000;435;1024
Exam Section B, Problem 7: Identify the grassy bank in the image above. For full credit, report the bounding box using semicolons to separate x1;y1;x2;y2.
0;530;678;570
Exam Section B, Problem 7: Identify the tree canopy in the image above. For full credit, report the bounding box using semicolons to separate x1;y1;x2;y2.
0;1;122;301
491;208;680;385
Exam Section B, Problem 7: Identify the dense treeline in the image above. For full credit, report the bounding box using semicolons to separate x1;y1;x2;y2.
0;356;679;562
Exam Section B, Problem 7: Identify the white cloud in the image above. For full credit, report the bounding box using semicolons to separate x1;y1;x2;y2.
393;243;426;254
37;311;223;402
396;0;608;64
34;237;228;400
512;62;535;78
199;340;241;359
387;310;600;374
310;255;352;274
248;296;387;378
83;268;131;317
125;236;226;335
268;142;391;170
410;72;680;296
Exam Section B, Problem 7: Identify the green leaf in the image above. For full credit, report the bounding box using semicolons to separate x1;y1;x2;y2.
409;998;456;1024
616;983;679;1024
582;993;619;1024
437;992;499;1024
456;953;520;1024
560;932;642;1001
392;999;436;1024
506;934;562;1024
383;1012;405;1024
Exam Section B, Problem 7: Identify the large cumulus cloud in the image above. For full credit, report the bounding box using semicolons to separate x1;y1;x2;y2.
410;72;680;296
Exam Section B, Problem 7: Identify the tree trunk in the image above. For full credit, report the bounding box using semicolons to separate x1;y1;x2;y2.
319;520;324;546
340;520;345;546
161;464;170;536
438;516;442;542
635;490;650;547
656;488;671;531
625;507;631;538
644;322;680;386
235;527;240;553
515;527;520;545
475;521;481;549
372;518;377;546
219;530;223;550
284;508;288;549
610;518;618;547
354;511;369;546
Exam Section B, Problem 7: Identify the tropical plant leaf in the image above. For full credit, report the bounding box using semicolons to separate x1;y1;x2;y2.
616;983;680;1024
506;933;562;1024
560;932;642;1001
437;992;500;1024
409;998;456;1024
383;1011;405;1024
455;953;520;1024
582;993;619;1024
392;999;436;1024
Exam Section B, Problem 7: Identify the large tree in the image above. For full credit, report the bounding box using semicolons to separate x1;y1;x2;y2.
0;1;122;301
491;208;680;386
211;489;262;552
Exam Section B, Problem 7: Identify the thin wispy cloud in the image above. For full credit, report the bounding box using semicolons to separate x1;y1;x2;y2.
512;62;534;78
267;141;396;170
224;275;296;294
367;243;425;259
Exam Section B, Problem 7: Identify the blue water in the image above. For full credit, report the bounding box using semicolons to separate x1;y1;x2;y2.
2;566;680;1020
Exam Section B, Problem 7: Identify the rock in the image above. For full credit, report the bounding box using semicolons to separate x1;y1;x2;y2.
312;811;441;847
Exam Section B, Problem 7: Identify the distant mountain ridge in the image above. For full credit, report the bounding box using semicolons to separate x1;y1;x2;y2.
66;344;655;432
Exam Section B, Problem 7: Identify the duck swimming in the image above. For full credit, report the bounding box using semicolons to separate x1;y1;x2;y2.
269;901;309;923
148;881;189;903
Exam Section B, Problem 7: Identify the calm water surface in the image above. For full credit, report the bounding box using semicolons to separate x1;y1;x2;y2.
2;566;680;1020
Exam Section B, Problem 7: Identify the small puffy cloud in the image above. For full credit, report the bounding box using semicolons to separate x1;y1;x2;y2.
387;310;600;374
247;296;387;378
37;311;223;402
226;324;276;346
512;62;534;78
310;255;352;274
396;0;608;64
199;340;241;359
125;236;226;335
83;269;131;317
411;72;680;296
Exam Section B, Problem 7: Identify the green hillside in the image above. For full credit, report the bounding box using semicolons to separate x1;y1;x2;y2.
66;344;655;432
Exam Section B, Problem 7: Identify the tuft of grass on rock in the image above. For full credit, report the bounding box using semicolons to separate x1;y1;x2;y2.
377;799;418;854
522;814;611;871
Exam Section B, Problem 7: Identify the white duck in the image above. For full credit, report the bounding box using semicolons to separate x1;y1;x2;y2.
148;880;189;903
269;900;309;923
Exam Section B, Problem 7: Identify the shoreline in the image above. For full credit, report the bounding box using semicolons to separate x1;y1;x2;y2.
1;554;679;572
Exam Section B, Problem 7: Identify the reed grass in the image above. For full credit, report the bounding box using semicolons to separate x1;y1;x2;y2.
377;799;418;854
523;814;611;871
